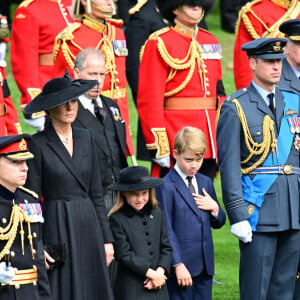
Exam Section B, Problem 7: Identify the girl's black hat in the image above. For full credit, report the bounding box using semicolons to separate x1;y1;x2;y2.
108;166;162;191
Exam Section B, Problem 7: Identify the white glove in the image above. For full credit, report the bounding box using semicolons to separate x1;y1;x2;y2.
153;156;170;168
231;220;252;243
0;42;7;61
24;116;45;132
0;262;15;284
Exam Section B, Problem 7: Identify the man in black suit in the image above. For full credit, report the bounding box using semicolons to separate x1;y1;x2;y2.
73;48;128;213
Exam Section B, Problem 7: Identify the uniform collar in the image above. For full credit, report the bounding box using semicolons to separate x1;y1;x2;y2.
252;80;276;106
82;14;106;33
0;184;17;201
173;19;198;39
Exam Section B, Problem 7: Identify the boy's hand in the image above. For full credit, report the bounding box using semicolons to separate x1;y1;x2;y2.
193;188;219;215
175;263;193;287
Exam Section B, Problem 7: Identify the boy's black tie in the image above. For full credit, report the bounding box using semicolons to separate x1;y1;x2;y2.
186;176;196;194
92;99;106;124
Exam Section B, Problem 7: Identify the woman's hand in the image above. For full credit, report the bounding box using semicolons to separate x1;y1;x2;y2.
44;250;55;270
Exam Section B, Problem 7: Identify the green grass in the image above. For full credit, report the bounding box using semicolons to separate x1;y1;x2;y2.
6;1;239;298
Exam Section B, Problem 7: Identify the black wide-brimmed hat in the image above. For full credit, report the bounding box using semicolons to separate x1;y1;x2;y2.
157;0;216;24
242;37;286;59
23;76;98;114
108;166;163;191
279;19;300;41
0;134;34;161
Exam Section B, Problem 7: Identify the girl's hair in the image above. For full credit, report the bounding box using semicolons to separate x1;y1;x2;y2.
108;188;158;216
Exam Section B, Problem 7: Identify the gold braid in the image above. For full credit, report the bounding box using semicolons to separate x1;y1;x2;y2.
236;0;299;38
156;37;206;97
232;99;277;174
0;204;34;260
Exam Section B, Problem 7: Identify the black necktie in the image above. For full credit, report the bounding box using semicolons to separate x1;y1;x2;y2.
186;176;196;194
92;99;106;124
268;93;276;118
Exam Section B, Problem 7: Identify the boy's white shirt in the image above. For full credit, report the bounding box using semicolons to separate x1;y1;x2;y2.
174;163;219;217
174;163;199;194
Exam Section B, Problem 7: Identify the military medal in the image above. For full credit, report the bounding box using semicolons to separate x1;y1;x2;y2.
294;134;300;151
295;117;300;133
287;117;296;133
19;202;44;223
109;106;122;122
113;40;128;56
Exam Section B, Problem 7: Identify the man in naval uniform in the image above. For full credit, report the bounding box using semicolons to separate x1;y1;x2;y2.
0;134;51;300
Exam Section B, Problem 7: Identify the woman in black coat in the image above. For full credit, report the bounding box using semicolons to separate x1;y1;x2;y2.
108;166;172;300
24;77;114;300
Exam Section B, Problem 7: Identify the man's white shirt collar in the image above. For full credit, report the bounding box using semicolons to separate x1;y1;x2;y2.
78;95;103;116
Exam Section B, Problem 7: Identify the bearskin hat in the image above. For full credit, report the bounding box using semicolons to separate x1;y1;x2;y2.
156;0;216;25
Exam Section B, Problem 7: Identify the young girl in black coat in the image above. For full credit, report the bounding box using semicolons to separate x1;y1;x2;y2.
108;166;172;300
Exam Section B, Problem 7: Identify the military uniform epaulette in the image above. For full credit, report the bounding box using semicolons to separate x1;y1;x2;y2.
226;88;248;101
235;0;262;36
235;0;299;38
56;22;81;41
148;27;170;40
139;27;169;61
106;18;124;27
19;0;35;8
53;22;81;62
18;186;39;199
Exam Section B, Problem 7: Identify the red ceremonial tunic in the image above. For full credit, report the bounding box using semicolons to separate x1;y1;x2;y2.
10;0;73;110
234;0;300;90
137;24;224;162
0;66;21;135
52;15;134;155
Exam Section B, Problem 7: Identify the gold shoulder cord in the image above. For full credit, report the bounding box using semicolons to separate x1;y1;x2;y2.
156;37;206;97
236;0;300;39
19;0;34;8
139;27;169;61
0;204;35;260
232;99;277;174
128;0;148;15
53;22;82;67
235;0;262;38
53;16;119;97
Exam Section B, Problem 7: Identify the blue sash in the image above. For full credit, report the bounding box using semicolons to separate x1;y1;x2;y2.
241;91;299;230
